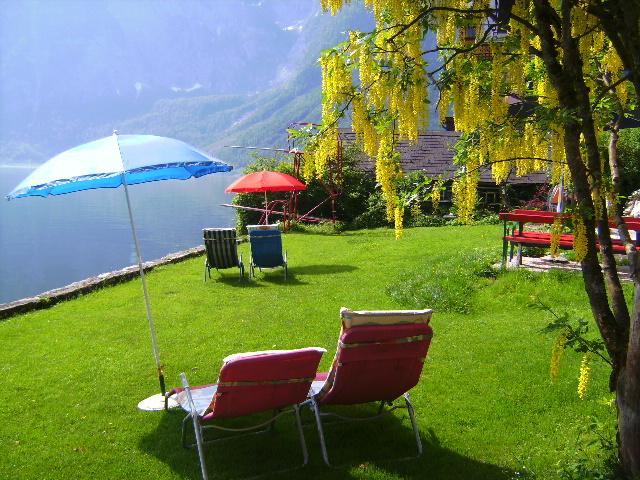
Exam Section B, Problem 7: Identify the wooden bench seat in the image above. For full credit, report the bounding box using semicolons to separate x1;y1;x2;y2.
504;231;634;253
500;209;640;267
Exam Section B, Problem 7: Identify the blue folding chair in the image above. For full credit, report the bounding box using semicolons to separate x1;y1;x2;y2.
247;224;288;279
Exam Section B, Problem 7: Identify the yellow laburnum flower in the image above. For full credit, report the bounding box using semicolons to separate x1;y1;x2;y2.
431;176;445;211
572;214;588;262
376;130;402;221
577;352;593;400
351;96;368;144
550;329;569;383
603;43;624;74
394;205;404;240
320;0;348;15
438;88;451;126
452;171;478;225
303;141;317;179
492;161;511;184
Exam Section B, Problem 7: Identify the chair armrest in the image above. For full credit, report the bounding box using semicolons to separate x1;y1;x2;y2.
179;372;199;418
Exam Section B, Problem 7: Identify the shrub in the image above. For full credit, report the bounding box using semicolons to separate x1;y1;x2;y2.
473;212;501;225
350;191;388;229
287;220;346;235
386;249;498;314
234;146;378;233
556;416;620;480
407;214;447;227
521;246;548;258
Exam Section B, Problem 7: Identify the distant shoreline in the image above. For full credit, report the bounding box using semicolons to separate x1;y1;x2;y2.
0;164;37;169
0;245;205;319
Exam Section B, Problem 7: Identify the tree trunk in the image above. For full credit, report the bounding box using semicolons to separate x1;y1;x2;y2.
562;28;631;346
533;0;623;363
618;296;640;479
608;110;640;480
532;2;640;477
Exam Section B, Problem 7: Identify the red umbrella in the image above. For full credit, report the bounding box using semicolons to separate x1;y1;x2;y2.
225;171;306;223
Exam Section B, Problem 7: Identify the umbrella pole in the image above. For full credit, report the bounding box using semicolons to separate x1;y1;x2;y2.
264;191;269;224
557;175;565;213
114;134;165;397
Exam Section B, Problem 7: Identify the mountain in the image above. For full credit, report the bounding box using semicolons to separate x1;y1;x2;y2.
0;0;373;166
109;4;376;165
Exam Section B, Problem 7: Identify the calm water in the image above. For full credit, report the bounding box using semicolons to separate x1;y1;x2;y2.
0;166;238;304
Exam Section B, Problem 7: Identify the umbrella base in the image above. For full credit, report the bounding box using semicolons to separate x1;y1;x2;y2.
138;393;179;411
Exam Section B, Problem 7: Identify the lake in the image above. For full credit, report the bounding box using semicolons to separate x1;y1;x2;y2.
0;166;238;304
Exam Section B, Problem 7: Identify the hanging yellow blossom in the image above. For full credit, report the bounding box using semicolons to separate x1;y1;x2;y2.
438;88;451;126
550;329;569;383
320;0;349;16
431;176;445;211
376;130;403;221
572;214;588;262
394;206;404;239
452;170;479;224
316;0;627;232
577;352;593;399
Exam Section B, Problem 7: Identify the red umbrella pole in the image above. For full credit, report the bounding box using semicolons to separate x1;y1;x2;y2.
264;191;269;224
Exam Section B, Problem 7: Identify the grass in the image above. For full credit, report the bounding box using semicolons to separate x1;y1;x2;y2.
0;225;618;479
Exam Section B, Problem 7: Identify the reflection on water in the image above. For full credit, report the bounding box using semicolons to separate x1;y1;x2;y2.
0;166;238;303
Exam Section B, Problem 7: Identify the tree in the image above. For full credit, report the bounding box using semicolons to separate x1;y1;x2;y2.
308;0;640;477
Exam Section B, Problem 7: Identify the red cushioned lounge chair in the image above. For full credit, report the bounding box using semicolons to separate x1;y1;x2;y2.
169;347;325;480
307;307;433;466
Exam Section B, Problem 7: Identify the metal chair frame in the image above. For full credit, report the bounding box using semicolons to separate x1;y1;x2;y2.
204;254;244;281
249;251;287;280
306;392;422;466
179;373;309;480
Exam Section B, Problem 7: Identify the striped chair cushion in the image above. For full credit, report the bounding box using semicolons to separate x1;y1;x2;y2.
203;228;239;269
340;307;432;329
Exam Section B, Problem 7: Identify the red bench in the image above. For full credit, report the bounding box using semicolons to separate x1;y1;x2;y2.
499;209;640;267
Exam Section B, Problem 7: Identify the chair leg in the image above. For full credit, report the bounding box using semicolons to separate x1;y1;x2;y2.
267;409;278;434
501;221;508;270
293;404;309;466
204;260;208;282
310;398;331;466
182;414;191;448
191;414;210;480
284;252;288;281
404;393;423;457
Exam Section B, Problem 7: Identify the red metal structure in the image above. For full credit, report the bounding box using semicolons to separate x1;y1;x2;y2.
225;171;307;224
222;122;345;227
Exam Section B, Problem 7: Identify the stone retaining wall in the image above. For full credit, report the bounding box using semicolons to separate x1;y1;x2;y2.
0;246;205;320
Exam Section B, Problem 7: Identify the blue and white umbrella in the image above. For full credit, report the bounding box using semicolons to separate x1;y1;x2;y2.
7;133;233;407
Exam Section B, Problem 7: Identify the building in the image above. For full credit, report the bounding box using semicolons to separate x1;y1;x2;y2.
340;129;549;209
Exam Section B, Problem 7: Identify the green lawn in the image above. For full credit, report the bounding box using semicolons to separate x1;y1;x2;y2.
0;225;616;479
